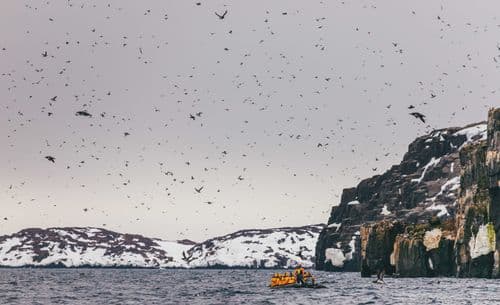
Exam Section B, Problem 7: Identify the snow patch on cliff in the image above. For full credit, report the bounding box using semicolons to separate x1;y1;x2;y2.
454;124;487;149
426;204;449;217
411;157;441;184
423;229;442;251
381;205;391;216
327;223;342;231
324;248;345;267
469;224;496;259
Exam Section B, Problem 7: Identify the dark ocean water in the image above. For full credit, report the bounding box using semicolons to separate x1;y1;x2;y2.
0;269;498;305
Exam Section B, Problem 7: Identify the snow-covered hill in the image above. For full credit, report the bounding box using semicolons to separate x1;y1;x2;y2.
184;225;324;268
0;227;194;268
0;225;323;268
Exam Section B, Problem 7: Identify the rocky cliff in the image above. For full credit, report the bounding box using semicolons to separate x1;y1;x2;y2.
316;108;499;278
0;225;323;268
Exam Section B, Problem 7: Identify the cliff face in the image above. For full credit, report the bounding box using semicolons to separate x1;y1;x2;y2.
316;108;499;278
487;108;500;277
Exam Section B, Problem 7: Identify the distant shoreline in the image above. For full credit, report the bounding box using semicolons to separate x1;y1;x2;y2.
0;264;318;270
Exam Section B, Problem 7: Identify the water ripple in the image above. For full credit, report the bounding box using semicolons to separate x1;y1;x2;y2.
0;269;498;305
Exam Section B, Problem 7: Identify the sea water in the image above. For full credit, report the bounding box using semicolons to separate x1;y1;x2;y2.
0;269;498;305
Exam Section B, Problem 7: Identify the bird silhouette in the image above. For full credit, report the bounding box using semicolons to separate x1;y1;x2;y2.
195;186;204;193
76;110;92;117
410;112;426;123
215;10;228;20
45;156;56;163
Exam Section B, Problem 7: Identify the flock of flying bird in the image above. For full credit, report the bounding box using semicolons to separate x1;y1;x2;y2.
1;1;498;237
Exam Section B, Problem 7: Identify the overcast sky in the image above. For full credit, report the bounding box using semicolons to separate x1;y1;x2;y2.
0;0;499;241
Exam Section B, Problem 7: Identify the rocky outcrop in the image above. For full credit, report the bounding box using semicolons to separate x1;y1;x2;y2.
316;107;499;278
487;108;500;277
0;225;323;269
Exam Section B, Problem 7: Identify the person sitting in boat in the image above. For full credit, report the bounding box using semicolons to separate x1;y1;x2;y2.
281;272;291;285
280;272;290;285
303;271;316;285
270;273;280;287
278;273;286;285
293;264;305;286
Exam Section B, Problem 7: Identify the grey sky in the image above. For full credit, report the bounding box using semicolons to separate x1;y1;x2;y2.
1;0;499;241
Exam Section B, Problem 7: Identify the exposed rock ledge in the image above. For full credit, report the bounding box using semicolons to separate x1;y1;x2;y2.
316;107;499;278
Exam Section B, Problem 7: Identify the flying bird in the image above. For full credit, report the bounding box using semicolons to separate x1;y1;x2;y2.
45;156;56;163
410;112;426;123
76;110;92;117
215;10;228;20
195;186;204;193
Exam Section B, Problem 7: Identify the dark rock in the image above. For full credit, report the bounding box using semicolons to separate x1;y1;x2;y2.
316;107;499;278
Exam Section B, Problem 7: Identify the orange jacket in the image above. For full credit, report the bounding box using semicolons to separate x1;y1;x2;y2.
294;267;305;277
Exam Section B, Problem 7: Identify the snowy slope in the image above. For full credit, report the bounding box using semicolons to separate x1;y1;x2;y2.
0;227;194;268
184;225;324;268
0;225;324;268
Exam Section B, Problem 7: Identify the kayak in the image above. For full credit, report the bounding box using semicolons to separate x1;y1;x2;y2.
270;283;327;289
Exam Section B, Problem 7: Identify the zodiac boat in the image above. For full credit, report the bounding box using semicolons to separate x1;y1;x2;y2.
269;272;326;289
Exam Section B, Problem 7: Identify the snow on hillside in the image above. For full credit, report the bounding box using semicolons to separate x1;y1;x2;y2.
0;227;193;268
0;225;324;269
184;225;324;268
